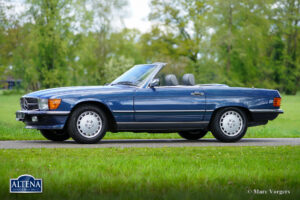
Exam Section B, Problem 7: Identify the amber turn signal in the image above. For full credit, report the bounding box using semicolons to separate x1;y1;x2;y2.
48;99;61;110
273;97;281;107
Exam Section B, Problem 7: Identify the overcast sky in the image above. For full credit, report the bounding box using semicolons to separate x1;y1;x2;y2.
124;0;152;32
8;0;152;32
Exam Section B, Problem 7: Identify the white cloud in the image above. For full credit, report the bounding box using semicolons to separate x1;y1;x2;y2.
123;0;152;32
7;0;153;32
2;0;28;19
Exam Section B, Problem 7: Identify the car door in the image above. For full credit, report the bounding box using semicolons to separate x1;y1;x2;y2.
133;86;206;129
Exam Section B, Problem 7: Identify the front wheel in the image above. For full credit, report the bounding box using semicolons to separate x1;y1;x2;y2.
210;107;248;142
178;130;208;140
67;105;107;144
40;130;70;141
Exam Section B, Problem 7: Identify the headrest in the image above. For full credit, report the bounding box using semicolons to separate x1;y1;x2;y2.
165;74;179;86
182;74;195;86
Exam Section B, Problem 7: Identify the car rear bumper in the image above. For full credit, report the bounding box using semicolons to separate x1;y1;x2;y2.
249;109;284;114
249;109;283;122
16;110;70;130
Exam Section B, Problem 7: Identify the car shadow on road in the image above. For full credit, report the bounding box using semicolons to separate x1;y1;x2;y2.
98;138;276;144
27;138;276;145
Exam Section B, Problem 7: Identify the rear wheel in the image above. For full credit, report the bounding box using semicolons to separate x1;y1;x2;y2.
67;105;107;144
178;130;208;140
210;107;248;142
40;130;70;141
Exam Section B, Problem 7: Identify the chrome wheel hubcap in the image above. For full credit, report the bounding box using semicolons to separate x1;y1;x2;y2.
77;111;102;138
219;111;243;136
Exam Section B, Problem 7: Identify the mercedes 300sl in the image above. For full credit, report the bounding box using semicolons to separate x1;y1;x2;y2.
16;63;283;143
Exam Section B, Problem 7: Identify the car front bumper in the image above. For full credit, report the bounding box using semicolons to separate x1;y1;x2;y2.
16;110;70;130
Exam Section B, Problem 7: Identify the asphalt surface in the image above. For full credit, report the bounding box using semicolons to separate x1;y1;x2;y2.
0;138;299;149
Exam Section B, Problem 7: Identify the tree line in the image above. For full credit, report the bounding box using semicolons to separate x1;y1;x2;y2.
0;0;299;94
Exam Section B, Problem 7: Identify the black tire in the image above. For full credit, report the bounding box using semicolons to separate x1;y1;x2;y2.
40;130;70;141
178;130;208;140
210;107;248;142
67;105;107;144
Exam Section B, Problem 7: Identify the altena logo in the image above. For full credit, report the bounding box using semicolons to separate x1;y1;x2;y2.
10;174;42;193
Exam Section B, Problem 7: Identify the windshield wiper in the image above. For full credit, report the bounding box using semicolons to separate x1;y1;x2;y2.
111;81;137;86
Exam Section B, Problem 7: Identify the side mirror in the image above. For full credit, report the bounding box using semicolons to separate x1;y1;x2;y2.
149;78;160;88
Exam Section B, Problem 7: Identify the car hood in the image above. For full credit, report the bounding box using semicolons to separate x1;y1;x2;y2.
24;85;129;99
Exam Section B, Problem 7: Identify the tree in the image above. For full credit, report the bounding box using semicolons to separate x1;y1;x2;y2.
148;0;209;64
9;0;129;88
24;0;74;88
146;0;299;92
0;0;7;83
0;0;21;87
1;0;299;94
75;0;128;85
103;55;134;83
272;0;300;94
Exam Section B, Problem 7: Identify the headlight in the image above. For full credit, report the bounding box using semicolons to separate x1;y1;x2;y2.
38;98;49;110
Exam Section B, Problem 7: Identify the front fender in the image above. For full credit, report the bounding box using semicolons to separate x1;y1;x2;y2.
70;98;110;111
65;98;135;123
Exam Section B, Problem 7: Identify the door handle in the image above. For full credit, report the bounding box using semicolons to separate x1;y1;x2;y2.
191;91;204;96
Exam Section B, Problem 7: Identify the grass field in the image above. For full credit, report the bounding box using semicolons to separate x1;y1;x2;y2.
0;93;299;140
0;146;299;200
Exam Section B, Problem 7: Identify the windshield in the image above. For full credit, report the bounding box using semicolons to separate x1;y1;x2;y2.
111;64;157;86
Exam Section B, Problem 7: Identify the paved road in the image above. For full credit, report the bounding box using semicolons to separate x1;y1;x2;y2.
0;138;299;149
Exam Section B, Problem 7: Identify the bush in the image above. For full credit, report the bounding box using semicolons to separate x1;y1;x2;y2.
1;89;26;96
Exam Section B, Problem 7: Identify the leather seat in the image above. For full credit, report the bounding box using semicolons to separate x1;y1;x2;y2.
182;74;195;86
165;74;179;86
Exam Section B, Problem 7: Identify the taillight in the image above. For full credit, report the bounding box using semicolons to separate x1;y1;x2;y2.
273;97;281;107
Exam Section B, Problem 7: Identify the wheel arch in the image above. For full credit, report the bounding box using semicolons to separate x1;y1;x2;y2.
67;100;117;132
208;106;252;129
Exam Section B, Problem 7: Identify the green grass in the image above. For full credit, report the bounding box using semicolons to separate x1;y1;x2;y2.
0;93;299;140
0;146;299;199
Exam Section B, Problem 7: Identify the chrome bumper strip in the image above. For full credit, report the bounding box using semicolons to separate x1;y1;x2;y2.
135;110;206;113
113;110;211;113
16;110;70;115
117;121;209;125
249;109;284;113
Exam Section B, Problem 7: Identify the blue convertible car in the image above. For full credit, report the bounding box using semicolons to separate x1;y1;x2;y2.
16;63;283;143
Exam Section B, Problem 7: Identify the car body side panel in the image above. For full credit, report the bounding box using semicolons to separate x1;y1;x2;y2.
134;86;206;122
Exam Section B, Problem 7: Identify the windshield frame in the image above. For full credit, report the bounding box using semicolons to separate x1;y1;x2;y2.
110;63;166;88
